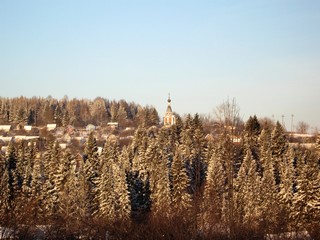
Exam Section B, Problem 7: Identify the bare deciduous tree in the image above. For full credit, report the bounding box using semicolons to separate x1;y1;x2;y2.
214;98;243;136
296;121;310;134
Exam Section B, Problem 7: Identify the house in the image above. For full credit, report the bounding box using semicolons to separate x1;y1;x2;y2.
14;135;40;142
47;124;57;131
14;135;27;141
59;143;67;149
0;136;13;142
0;125;12;132
107;122;119;129
24;125;32;131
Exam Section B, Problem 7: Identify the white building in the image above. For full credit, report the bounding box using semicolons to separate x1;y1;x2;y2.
0;125;11;132
163;94;176;126
47;124;57;131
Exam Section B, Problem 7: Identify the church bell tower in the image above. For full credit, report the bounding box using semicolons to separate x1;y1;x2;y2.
163;94;176;126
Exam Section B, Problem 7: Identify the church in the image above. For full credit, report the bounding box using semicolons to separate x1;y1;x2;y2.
163;94;176;126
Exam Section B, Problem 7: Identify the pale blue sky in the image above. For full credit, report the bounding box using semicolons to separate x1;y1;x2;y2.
1;1;319;130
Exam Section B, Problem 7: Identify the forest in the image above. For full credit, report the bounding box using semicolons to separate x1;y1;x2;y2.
0;96;160;129
0;96;319;239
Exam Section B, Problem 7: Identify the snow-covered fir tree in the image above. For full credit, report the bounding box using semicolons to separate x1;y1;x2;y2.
198;142;226;234
128;126;152;220
278;146;295;227
21;142;37;198
271;121;288;184
291;150;320;230
259;145;280;231
243;115;261;160
42;141;61;216
83;131;100;215
3;141;17;212
234;149;261;227
112;156;131;221
146;138;171;219
95;153;116;221
171;146;192;219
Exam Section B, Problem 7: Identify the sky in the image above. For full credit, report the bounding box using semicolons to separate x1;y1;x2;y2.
0;0;320;130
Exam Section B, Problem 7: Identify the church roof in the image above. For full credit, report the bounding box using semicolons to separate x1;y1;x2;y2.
166;94;173;113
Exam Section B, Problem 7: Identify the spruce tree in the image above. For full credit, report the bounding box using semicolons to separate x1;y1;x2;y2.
198;145;226;235
83;132;100;216
55;149;73;215
98;164;116;220
128;126;152;220
4;141;17;211
112;160;131;221
243;115;261;163
30;151;43;221
271;121;288;158
146;138;171;219
22;142;37;197
171;146;192;219
278;147;295;215
271;121;289;186
234;149;261;227
259;146;280;231
15;141;26;192
95;141;116;221
180;114;207;196
43;141;61;216
57;150;81;234
258;128;271;169
291;151;320;230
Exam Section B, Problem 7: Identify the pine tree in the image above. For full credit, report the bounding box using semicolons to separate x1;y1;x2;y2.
30;151;42;198
234;149;261;228
112;160;131;221
271;121;289;186
3;142;17;211
62;110;70;127
70;166;88;227
243;115;261;163
181;114;207;196
291;151;320;230
15;141;26;191
83;132;100;216
14;141;35;219
42;141;61;216
54;104;63;126
146;138;171;219
15;106;28;126
95;141;116;221
171;146;192;219
128;126;152;221
57;149;80;233
198;144;226;235
21;142;37;197
278;147;295;216
258;128;271;169
55;149;73;213
244;115;261;137
271;121;288;158
316;134;320;154
259;147;280;232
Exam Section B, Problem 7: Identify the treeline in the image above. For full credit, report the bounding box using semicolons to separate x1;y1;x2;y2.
0;96;160;128
0;114;320;239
